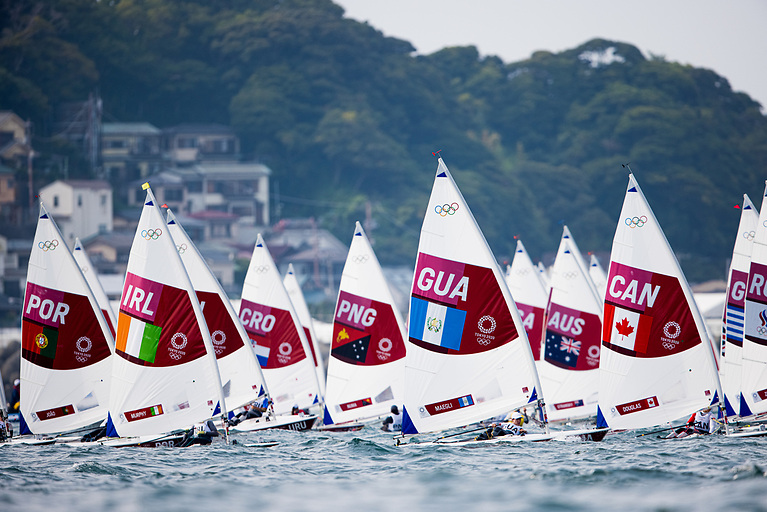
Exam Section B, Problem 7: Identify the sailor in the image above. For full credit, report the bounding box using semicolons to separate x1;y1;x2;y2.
665;407;716;438
227;403;267;426
504;411;527;436
10;379;19;412
381;405;403;432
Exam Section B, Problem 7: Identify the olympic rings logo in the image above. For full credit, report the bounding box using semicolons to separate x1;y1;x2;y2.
253;265;269;274
39;240;59;251
515;269;531;276
80;266;89;274
744;230;756;241
663;321;681;339
563;271;578;280
662;342;676;351
76;336;92;353
757;326;767;336
177;243;187;254
352;255;369;264
625;216;648;228
142;228;162;240
435;202;460;217
478;315;497;334
171;332;188;350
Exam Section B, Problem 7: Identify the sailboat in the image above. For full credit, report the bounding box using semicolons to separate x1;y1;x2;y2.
73;237;117;338
17;204;114;444
505;239;548;363
165;209;270;418
538;229;602;422
235;234;321;431
597;173;723;434
589;254;608;298
105;184;227;447
721;194;758;419
321;221;406;431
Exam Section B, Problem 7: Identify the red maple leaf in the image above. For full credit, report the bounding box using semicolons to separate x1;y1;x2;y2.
615;317;635;338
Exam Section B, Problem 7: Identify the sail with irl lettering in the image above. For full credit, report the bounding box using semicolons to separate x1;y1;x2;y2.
505;239;548;363
20;204;114;436
73;237;117;339
597;173;722;430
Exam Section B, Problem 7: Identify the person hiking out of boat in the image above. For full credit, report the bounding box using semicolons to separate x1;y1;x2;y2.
665;407;715;438
505;411;527;436
475;411;527;440
227;403;268;426
381;405;403;432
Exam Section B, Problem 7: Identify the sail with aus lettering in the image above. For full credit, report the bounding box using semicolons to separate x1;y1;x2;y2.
283;264;327;399
73;237;117;339
20;204;114;435
505;239;548;362
401;158;543;435
741;184;767;418
721;194;758;418
166;209;269;412
239;234;322;415
107;186;225;438
324;222;407;426
539;230;602;422
597;174;722;430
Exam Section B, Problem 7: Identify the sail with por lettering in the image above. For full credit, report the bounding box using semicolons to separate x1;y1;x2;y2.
324;222;407;425
239;234;322;415
166;209;269;412
505;239;548;362
20;204;114;435
539;230;602;422
108;186;225;438
73;237;117;339
597;174;722;430
401;158;542;435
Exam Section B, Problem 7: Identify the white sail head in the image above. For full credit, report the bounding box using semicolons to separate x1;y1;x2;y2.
21;203;114;434
505;239;548;362
239;234;322;415
597;174;722;430
324;221;407;425
73;237;118;338
402;158;542;435
283;263;327;398
166;209;269;412
589;254;608;298
539;233;603;422
721;194;758;417
108;186;225;438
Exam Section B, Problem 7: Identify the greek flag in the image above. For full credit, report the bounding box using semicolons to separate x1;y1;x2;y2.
409;296;466;351
725;304;744;344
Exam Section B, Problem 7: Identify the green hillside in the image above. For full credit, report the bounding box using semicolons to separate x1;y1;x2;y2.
2;0;766;280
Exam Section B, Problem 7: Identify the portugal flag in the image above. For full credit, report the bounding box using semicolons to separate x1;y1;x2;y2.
22;320;59;368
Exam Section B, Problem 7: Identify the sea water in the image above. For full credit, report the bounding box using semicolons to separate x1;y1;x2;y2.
1;426;765;512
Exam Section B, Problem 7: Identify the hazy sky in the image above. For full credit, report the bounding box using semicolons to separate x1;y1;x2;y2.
335;0;767;110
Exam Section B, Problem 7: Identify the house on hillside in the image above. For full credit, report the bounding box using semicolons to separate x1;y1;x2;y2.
101;122;164;182
163;124;240;166
0;111;31;169
39;180;113;247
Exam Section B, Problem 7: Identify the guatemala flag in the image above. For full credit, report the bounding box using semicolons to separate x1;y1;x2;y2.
409;296;466;351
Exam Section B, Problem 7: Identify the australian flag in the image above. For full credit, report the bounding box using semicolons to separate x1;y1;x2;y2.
544;330;579;369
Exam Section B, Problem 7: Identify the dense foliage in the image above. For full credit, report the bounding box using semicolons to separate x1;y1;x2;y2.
2;0;766;280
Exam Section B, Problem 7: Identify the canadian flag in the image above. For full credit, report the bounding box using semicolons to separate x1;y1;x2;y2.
603;303;653;354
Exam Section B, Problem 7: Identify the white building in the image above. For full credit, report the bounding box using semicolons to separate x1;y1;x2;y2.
39;180;113;247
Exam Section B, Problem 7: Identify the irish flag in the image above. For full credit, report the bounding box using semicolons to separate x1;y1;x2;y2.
117;312;162;364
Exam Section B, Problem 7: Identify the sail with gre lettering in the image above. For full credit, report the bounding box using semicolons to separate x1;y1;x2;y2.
166;209;269;412
505;239;548;362
324;222;407;425
401;158;543;435
108;186;225;438
20;204;114;435
239;234;322;415
73;237;117;339
597;174;722;430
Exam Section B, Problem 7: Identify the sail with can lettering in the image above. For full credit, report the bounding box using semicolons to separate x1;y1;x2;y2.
741;183;767;418
73;237;117;339
239;234;322;415
401;158;543;435
107;185;225;438
166;209;269;412
324;222;407;426
721;194;757;418
505;239;548;362
539;230;603;422
589;254;608;299
283;264;327;399
597;174;722;430
20;204;114;435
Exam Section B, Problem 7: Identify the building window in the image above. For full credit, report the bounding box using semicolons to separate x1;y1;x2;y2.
164;188;182;201
78;195;82;206
178;137;197;149
101;193;107;206
53;195;59;207
107;139;125;149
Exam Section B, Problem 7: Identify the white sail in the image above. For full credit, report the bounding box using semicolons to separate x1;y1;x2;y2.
20;204;114;435
166;209;269;412
239;234;322;415
597;174;722;430
402;158;542;435
505;239;548;362
539;231;602;422
742;184;767;417
589;254;608;298
721;195;758;418
537;261;551;289
108;186;225;438
283;264;327;398
324;222;407;425
73;237;118;339
563;226;601;299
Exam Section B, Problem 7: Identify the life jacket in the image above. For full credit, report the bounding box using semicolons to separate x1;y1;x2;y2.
390;411;403;431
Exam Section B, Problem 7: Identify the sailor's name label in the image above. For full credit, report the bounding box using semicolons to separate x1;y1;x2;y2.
124;404;164;422
614;396;659;416
424;394;475;416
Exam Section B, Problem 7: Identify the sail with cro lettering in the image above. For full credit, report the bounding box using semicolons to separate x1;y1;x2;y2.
597;173;722;430
401;158;543;435
107;185;225;438
73;237;117;339
238;234;322;415
324;222;407;425
166;209;269;412
721;194;757;418
505;239;548;362
20;204;114;435
539;230;602;422
283;263;327;399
